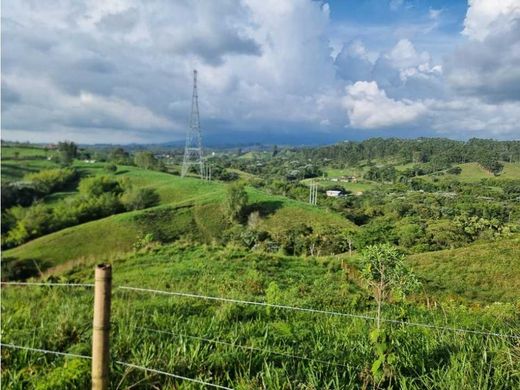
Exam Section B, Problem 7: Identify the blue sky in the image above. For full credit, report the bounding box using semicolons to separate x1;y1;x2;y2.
2;0;519;144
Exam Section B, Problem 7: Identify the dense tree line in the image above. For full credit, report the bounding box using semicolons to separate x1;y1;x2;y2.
299;138;520;172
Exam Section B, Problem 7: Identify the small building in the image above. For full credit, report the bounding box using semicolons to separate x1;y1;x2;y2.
326;190;343;197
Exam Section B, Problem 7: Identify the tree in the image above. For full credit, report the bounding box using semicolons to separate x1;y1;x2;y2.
104;163;117;173
134;151;159;170
360;244;420;329
121;188;160;210
224;182;248;222
109;148;130;164
57;141;78;165
78;176;123;197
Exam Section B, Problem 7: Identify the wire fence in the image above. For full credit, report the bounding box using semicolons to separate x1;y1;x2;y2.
132;325;351;369
2;281;519;340
2;279;519;388
0;343;233;390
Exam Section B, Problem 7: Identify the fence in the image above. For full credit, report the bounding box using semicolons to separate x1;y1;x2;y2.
1;264;519;389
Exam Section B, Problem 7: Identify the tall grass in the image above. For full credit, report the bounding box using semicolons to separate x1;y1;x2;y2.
2;243;519;389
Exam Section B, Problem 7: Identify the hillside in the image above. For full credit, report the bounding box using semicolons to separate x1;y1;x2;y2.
3;169;356;272
408;236;520;303
2;242;519;389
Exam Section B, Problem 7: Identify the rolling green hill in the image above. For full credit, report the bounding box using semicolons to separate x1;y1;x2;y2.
3;168;357;271
408;236;520;303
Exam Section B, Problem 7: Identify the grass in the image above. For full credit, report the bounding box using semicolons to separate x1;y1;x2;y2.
2;243;519;389
422;162;520;183
1;160;59;182
1;145;49;159
2;170;357;271
408;235;520;303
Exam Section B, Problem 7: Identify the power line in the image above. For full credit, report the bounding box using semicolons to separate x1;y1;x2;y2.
118;286;520;340
133;325;350;369
1;343;233;390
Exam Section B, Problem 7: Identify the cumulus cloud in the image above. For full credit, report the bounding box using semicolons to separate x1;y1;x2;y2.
343;81;427;129
445;0;520;103
462;0;520;41
1;0;519;143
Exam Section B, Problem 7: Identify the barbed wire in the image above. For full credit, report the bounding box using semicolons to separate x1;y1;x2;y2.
1;281;94;288
1;343;233;389
2;282;518;339
119;285;520;340
115;361;233;390
132;325;350;368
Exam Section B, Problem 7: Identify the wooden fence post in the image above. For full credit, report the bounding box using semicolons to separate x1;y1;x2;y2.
92;264;112;390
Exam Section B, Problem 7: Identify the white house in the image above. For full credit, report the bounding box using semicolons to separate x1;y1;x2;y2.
326;190;342;197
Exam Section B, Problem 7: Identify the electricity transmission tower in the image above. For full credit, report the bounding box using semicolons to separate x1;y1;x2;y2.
181;69;204;178
309;181;318;205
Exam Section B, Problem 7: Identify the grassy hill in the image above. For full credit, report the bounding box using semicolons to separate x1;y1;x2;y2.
2;242;519;389
408;236;520;303
3;168;357;272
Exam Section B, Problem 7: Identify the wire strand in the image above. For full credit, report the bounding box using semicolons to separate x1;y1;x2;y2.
0;343;92;360
119;285;520;340
115;361;234;390
1;281;94;288
1;343;233;390
132;325;350;368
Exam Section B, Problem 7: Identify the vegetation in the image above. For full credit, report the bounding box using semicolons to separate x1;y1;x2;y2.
2;243;519;389
1;138;519;389
224;182;248;222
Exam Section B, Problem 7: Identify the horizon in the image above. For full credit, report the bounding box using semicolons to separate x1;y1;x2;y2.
2;0;520;144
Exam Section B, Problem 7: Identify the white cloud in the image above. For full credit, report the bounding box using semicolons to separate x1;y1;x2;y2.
446;0;520;102
1;0;520;142
342;81;427;129
2;74;177;136
463;0;520;41
430;98;520;138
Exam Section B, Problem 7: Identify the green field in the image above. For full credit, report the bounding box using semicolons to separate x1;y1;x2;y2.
3;167;357;271
408;236;520;303
1;145;49;159
2;243;519;389
422;162;520;182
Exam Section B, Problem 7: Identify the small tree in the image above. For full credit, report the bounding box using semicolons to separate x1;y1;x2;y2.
57;141;78;166
360;243;420;329
224;182;248;222
104;163;117;173
134;151;159;170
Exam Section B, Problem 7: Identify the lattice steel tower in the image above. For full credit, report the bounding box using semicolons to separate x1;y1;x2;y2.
181;69;204;177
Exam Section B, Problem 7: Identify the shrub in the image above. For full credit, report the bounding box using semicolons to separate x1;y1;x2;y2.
104;163;117;173
224;182;248;222
25;168;78;193
78;175;123;197
447;166;462;175
121;188;160;211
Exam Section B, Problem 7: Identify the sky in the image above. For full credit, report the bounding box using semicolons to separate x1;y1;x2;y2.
1;0;520;145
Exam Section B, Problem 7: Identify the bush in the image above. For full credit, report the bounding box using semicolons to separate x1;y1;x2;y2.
447;166;462;175
104;163;117;173
224;182;248;222
121;188;160;211
78;175;124;197
25;168;78;194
